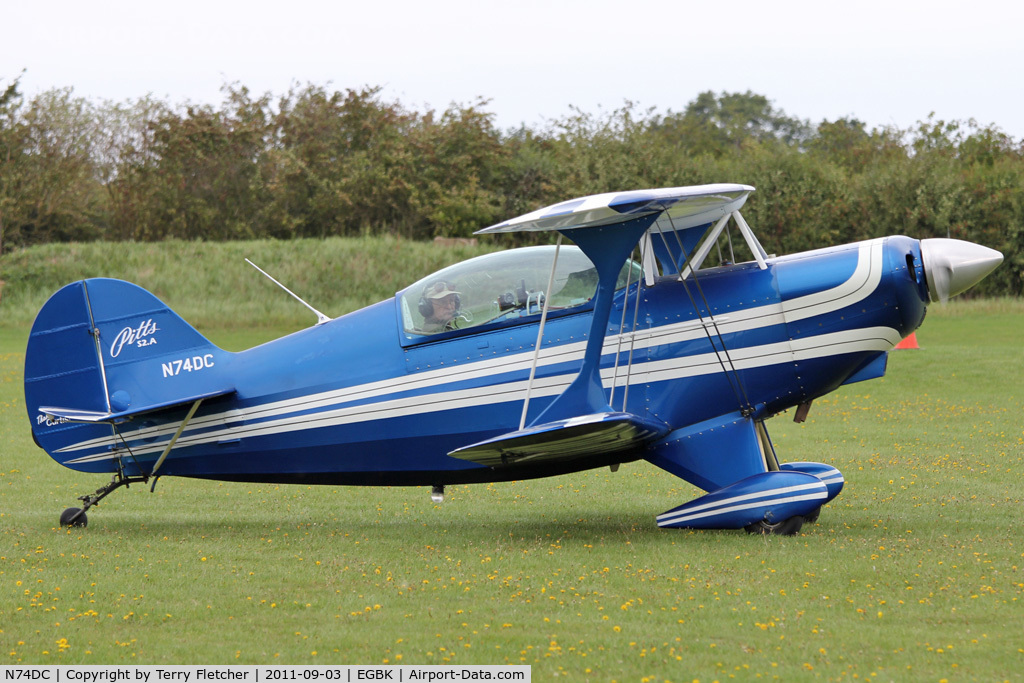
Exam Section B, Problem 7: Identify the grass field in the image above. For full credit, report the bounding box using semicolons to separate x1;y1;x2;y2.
2;283;1023;679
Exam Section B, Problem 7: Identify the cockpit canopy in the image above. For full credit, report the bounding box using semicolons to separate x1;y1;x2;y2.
398;206;770;343
398;245;641;341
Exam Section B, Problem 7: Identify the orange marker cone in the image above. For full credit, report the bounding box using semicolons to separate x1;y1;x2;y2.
895;332;919;350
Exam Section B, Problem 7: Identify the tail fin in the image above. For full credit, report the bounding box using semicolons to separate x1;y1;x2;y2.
24;278;234;472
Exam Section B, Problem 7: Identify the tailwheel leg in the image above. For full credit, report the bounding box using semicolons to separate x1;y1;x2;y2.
60;471;149;528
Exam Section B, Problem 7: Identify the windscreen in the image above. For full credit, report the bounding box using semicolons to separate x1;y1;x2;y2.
398;245;640;337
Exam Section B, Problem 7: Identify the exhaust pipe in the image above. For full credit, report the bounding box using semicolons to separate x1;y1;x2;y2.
920;238;1003;303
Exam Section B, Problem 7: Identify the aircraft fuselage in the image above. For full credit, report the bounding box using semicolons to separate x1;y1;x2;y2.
38;236;928;487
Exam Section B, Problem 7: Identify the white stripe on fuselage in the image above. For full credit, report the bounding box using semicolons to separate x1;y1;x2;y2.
60;240;889;462
63;325;898;464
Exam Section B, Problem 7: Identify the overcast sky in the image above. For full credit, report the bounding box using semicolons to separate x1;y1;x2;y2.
5;0;1023;140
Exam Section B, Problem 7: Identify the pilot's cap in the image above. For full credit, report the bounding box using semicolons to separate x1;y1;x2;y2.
424;281;461;299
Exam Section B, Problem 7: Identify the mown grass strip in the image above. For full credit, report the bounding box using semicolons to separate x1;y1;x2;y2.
1;246;1021;678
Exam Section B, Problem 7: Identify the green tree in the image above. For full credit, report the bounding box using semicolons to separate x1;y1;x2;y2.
407;100;508;237
121;85;271;240
0;79;1020;294
653;91;812;156
544;102;677;197
0;73;26;255
807;118;904;172
499;127;560;223
0;84;104;251
266;85;418;237
94;95;172;240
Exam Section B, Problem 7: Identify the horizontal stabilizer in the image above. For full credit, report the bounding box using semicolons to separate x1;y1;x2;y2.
40;387;235;424
449;412;669;467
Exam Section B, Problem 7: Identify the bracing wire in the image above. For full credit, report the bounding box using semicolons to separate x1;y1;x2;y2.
112;426;144;476
620;236;649;412
608;248;636;408
669;216;755;414
650;224;744;407
653;216;755;415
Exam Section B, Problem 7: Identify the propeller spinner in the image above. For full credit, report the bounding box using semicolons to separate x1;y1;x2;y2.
920;238;1003;303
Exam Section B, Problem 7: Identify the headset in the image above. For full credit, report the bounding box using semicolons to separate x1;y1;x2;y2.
418;280;461;318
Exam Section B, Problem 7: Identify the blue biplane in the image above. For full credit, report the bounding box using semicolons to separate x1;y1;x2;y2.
24;184;1003;534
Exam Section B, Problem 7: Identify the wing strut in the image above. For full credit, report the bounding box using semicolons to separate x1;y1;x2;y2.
519;235;563;430
733;211;769;268
679;214;731;280
678;211;767;279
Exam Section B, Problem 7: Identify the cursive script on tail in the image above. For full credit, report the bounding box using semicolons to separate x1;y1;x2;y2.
110;319;160;358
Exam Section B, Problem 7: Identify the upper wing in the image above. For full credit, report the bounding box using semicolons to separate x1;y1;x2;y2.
476;184;754;234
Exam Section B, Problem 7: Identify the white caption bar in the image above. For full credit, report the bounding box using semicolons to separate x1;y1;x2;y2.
0;666;530;683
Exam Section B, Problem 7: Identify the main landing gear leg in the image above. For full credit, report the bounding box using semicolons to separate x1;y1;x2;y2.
59;471;150;528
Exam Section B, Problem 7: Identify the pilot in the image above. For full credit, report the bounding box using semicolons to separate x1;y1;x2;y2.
419;281;463;333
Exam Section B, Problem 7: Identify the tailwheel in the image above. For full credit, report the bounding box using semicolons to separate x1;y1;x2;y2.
745;515;805;536
59;471;149;529
60;507;88;528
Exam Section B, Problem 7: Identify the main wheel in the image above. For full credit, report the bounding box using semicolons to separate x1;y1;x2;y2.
804;506;822;524
744;515;804;536
60;507;88;528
